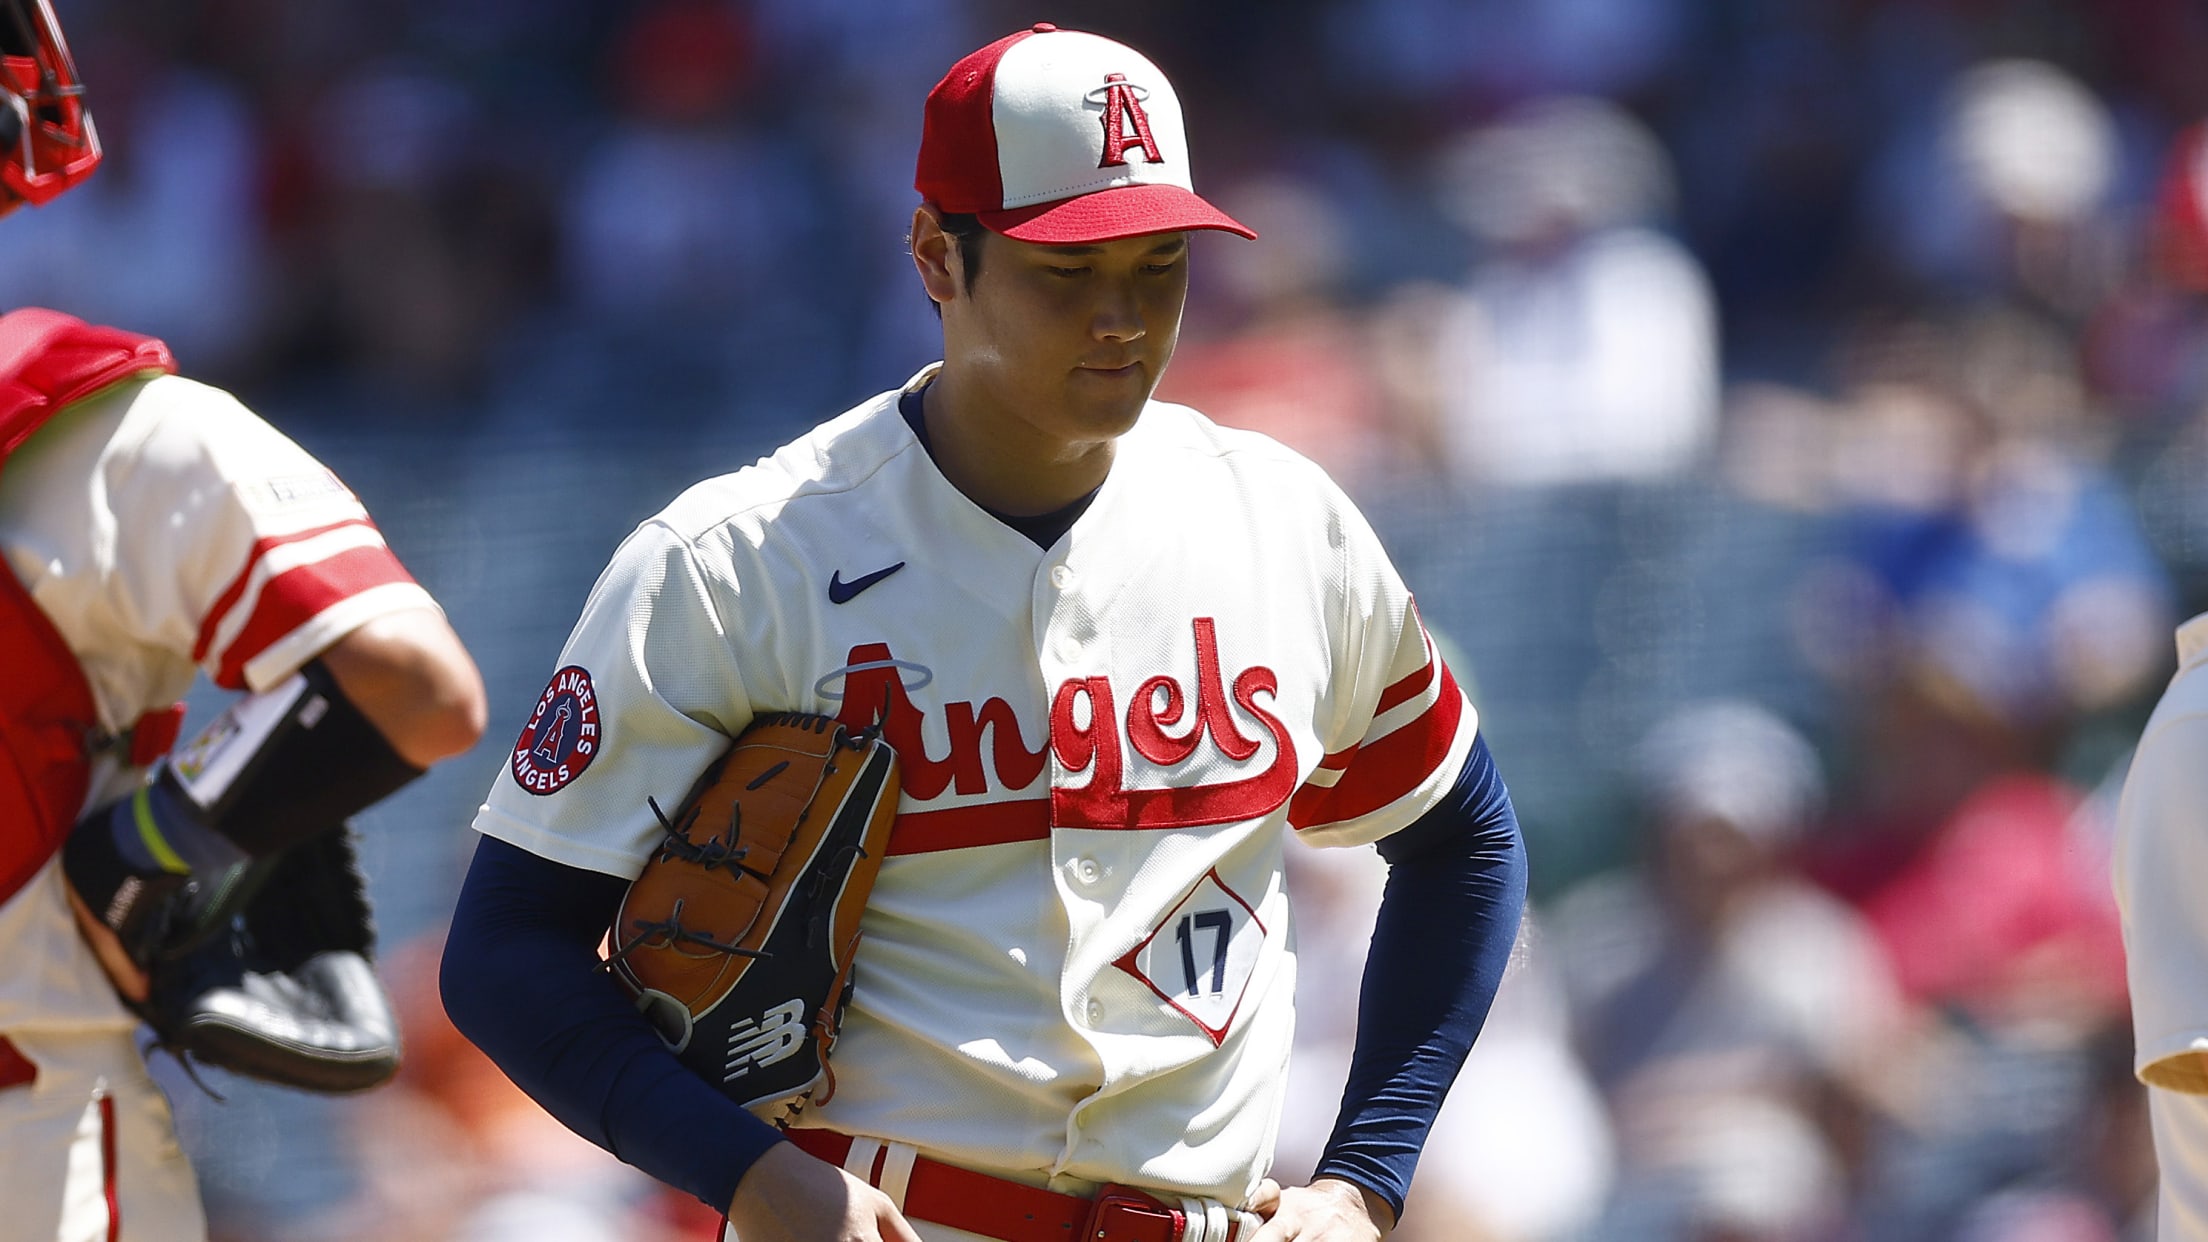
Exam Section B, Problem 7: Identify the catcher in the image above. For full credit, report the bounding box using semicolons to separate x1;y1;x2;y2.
0;3;487;1237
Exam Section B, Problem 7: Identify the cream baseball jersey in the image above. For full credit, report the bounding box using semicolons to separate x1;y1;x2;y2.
0;372;435;1031
2116;613;2208;1235
476;368;1477;1203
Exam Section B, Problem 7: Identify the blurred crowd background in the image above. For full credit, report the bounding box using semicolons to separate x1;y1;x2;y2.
9;0;2208;1238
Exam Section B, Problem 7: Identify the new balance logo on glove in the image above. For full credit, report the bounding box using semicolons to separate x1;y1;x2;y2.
724;997;807;1081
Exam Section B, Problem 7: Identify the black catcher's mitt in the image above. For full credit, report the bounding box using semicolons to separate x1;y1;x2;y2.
137;825;401;1094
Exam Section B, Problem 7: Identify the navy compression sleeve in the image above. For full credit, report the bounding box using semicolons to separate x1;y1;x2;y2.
1311;733;1528;1221
439;835;786;1212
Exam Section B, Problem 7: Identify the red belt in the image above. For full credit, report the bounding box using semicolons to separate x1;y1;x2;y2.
781;1128;1240;1242
0;1034;36;1090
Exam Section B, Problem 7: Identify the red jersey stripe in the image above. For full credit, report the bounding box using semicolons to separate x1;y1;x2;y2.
885;798;1051;855
1289;663;1466;830
98;1091;119;1242
1314;744;1360;773
1373;639;1438;717
193;517;381;662
211;545;415;688
1312;637;1440;774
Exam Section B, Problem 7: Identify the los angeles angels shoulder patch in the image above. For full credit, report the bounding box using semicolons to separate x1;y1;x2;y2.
510;665;602;795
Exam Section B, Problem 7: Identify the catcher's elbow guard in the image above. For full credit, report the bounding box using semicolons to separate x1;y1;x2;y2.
65;661;421;959
606;713;900;1124
161;659;424;857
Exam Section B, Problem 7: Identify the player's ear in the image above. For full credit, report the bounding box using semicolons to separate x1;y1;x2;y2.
911;204;961;305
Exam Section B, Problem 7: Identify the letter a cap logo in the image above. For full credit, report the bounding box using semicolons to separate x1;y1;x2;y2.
915;24;1256;245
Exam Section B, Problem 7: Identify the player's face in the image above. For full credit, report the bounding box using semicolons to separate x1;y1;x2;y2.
946;227;1191;444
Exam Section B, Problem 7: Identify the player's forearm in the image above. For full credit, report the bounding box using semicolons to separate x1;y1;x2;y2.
319;607;487;768
1314;736;1528;1220
440;835;785;1211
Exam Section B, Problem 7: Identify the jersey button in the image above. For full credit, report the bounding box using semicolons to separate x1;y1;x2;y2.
1085;998;1105;1024
1050;564;1074;589
1073;857;1101;884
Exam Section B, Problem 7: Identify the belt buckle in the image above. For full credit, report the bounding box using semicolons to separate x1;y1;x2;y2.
1085;1185;1183;1242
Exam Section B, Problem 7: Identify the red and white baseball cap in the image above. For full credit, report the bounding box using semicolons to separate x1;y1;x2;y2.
916;24;1254;244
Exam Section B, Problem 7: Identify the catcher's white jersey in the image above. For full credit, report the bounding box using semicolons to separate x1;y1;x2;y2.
0;373;435;1032
476;367;1477;1204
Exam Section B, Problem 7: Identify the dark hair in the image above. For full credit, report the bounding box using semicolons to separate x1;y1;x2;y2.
917;210;988;317
939;211;987;288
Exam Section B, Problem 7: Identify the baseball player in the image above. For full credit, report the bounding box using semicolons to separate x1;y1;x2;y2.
442;25;1527;1242
2116;608;2208;1238
0;4;488;1237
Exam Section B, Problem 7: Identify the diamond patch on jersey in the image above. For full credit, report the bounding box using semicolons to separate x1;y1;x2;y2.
1113;867;1266;1046
510;665;601;796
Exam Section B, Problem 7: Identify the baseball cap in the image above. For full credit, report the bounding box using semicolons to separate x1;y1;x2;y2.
916;23;1254;244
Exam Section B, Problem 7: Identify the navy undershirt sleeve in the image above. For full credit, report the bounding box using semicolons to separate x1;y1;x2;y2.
1310;733;1528;1222
438;736;1524;1222
439;834;786;1213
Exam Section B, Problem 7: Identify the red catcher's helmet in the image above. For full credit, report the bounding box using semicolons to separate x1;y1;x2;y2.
2155;122;2208;292
0;0;98;215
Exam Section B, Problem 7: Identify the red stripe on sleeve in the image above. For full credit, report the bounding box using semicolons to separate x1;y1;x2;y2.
192;517;381;662
1372;633;1438;717
884;799;1051;855
211;545;416;688
1313;743;1360;773
1289;663;1466;830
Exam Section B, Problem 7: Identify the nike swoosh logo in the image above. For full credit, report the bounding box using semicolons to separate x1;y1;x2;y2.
829;561;906;604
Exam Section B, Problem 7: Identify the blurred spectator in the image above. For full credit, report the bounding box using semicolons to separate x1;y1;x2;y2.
1549;700;1903;1241
1317;0;1691;112
561;0;765;318
1860;58;2126;317
1154;178;1403;487
299;61;535;398
1788;307;2173;725
0;57;267;371
1280;849;1612;1242
1422;96;1718;488
1796;456;2150;1237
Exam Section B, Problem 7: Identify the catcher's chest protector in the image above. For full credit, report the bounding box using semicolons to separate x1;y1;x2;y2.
0;309;179;905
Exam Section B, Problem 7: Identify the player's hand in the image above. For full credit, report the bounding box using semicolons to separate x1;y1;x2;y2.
1245;1176;1394;1240
64;878;149;1004
724;1141;924;1242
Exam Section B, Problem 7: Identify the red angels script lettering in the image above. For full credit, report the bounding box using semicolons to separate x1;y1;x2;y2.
1098;73;1163;167
1052;618;1296;830
832;643;1048;800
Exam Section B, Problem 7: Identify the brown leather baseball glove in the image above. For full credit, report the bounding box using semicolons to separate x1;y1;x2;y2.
604;712;899;1124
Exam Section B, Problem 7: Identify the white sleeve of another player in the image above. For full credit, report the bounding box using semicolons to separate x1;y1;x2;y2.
2117;703;2208;1093
110;376;436;691
474;519;755;880
1286;493;1477;849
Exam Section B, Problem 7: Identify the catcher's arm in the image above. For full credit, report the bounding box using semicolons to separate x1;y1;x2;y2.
68;608;485;999
317;608;488;768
